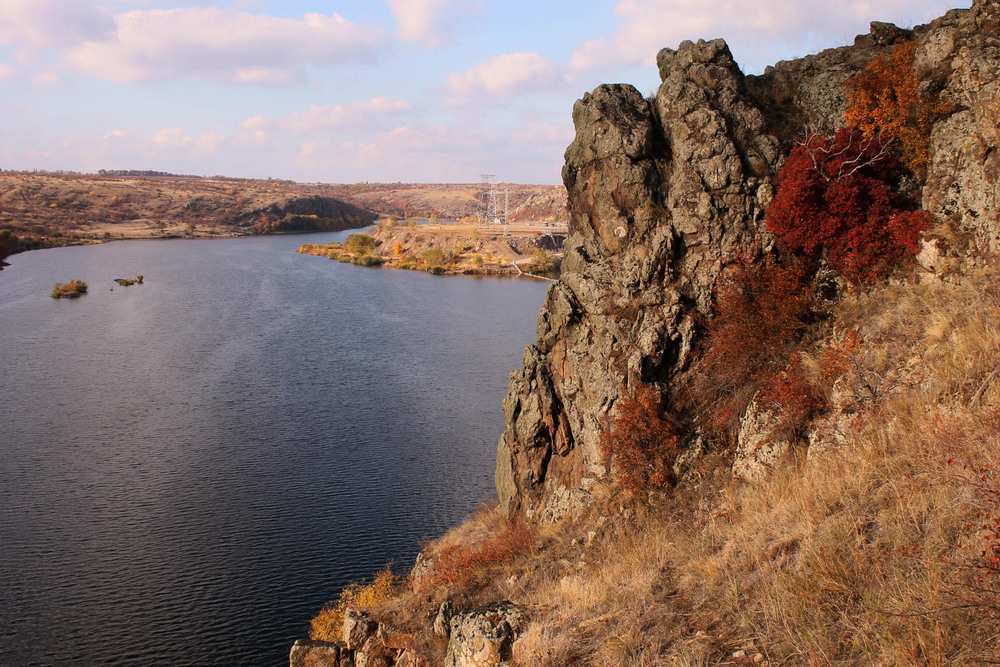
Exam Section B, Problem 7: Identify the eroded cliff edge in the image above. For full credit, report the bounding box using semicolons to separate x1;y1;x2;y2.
496;0;1000;520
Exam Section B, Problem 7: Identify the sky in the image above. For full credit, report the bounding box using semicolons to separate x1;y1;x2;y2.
0;0;970;185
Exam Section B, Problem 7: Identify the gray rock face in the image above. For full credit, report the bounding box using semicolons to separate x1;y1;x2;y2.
496;5;1000;520
922;0;1000;263
733;398;793;482
497;38;782;519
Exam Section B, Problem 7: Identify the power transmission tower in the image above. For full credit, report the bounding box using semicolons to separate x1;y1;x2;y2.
478;174;508;233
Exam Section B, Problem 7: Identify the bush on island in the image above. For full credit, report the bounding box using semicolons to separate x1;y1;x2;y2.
51;280;88;298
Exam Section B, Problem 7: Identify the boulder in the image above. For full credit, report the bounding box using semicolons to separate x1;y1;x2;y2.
444;602;526;667
289;639;349;667
733;399;794;482
343;609;378;651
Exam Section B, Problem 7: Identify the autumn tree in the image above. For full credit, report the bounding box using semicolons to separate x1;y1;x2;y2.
845;40;952;175
344;233;376;256
600;383;681;497
765;128;930;283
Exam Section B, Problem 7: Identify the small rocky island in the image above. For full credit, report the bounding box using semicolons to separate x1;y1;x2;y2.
50;280;88;298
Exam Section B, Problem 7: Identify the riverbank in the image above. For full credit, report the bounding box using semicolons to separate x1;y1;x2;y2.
298;223;566;278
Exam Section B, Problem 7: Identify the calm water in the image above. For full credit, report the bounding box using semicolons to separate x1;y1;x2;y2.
0;231;547;666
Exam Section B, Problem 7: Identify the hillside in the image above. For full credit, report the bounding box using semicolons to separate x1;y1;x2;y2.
0;174;565;267
0;172;376;263
292;2;1000;666
321;183;567;222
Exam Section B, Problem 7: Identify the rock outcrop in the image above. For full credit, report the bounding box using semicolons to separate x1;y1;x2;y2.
291;603;527;667
496;1;1000;520
922;0;1000;262
444;602;525;667
732;398;794;483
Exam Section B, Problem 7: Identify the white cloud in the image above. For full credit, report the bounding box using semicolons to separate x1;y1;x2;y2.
0;0;115;49
55;126;228;171
387;0;478;49
570;0;970;75
446;52;563;103
66;8;384;84
243;97;413;133
151;127;193;147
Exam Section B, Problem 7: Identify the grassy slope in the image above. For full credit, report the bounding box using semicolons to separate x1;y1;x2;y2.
321;264;1000;666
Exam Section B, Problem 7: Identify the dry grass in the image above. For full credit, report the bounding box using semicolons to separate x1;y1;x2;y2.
336;266;1000;665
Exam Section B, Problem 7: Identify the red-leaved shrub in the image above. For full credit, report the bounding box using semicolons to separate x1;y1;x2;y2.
418;518;536;589
758;354;822;434
766;128;930;282
600;383;681;497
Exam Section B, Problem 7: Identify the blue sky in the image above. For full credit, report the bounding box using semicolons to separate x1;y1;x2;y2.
0;0;969;184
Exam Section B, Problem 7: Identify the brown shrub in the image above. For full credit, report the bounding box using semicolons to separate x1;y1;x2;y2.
417;516;537;589
695;259;814;435
600;382;681;497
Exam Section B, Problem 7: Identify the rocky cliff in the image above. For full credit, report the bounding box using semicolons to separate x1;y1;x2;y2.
496;0;1000;520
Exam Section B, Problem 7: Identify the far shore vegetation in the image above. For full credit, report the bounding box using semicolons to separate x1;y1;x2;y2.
298;232;561;278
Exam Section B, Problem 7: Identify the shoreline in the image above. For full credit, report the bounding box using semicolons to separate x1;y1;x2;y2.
0;225;373;269
297;223;566;279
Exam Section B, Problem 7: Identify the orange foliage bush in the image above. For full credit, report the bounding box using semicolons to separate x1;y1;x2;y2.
419;518;536;588
309;567;400;642
600;382;681;496
845;40;952;174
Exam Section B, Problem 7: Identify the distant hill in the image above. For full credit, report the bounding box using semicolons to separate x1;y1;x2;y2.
0;173;565;264
323;182;567;222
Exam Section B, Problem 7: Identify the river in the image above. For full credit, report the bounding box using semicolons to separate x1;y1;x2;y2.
0;231;548;666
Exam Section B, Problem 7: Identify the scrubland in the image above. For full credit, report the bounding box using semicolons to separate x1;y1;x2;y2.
314;264;1000;665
